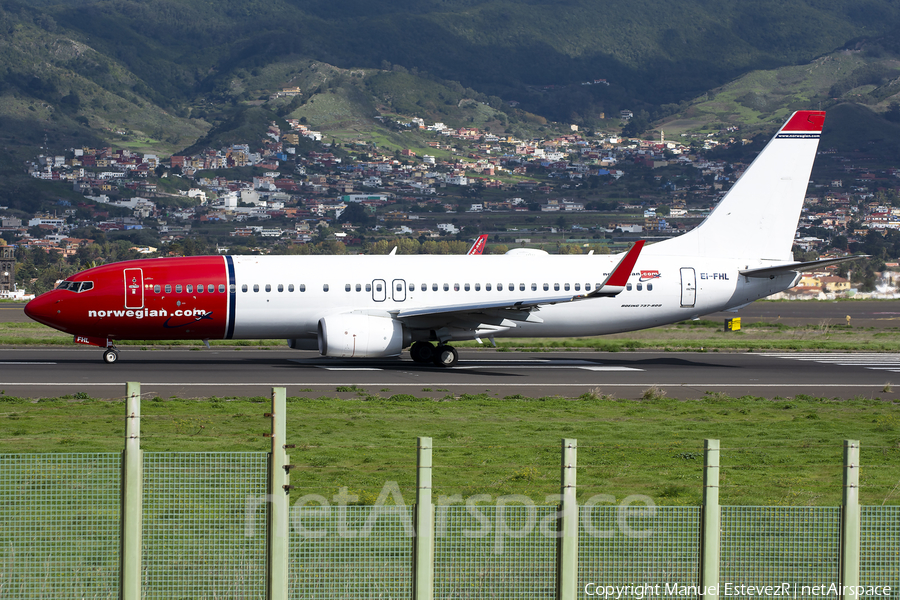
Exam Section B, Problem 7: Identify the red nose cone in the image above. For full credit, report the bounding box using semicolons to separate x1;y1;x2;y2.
24;292;63;330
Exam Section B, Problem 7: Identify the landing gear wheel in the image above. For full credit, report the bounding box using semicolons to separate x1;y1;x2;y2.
102;348;119;364
410;341;435;364
432;345;459;367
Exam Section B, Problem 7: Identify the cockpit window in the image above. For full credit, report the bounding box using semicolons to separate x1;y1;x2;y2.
57;281;93;292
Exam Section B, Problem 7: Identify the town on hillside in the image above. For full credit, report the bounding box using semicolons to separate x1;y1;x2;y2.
2;110;900;298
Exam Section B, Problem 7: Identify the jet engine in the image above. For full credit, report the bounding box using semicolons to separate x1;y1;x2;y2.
317;313;409;358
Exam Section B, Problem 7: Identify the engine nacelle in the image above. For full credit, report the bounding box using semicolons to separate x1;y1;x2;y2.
317;313;409;358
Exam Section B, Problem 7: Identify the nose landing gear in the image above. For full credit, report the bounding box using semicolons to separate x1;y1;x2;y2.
103;347;119;364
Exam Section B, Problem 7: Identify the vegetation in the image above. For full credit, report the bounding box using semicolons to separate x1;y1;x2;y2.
2;318;899;352
1;391;897;506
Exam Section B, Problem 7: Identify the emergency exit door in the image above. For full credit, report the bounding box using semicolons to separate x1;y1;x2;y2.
124;268;144;309
680;267;696;308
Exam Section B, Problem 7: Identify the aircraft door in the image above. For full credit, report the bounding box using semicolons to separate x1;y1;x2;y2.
680;267;696;308
124;268;144;309
392;279;406;302
372;279;386;302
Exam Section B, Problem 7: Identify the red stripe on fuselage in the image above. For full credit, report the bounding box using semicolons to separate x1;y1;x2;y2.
25;256;229;341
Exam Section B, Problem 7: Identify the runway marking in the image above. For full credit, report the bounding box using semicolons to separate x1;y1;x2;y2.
0;361;57;365
295;359;643;372
316;367;383;371
0;382;888;388
768;353;900;373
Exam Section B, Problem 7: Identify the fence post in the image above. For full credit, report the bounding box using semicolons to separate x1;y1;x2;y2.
414;436;434;600
120;382;143;600
558;438;578;600
267;387;290;600
841;440;860;600
700;439;720;600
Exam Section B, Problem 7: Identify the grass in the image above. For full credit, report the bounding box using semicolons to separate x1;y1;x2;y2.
3;319;900;351
1;391;898;507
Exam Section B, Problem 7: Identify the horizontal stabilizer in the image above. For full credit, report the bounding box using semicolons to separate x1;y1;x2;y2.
740;255;868;278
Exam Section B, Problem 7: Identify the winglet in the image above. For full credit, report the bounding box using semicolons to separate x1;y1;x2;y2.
587;240;644;297
467;234;488;255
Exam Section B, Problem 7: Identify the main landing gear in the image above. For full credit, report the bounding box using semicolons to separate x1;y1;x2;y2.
102;347;119;364
409;341;459;367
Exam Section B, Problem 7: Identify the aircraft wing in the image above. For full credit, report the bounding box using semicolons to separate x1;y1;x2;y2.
394;242;644;336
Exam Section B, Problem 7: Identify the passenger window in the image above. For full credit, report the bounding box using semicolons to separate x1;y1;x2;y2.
323;284;329;292
519;283;525;291
464;283;470;291
409;283;414;291
198;284;204;293
497;283;503;291
432;283;438;291
253;284;259;292
242;284;248;292
175;285;181;293
397;283;403;292
346;284;352;292
564;283;570;291
421;283;427;292
208;284;214;293
543;284;549;291
586;284;592;291
486;283;492;291
554;283;560;291
648;283;653;291
288;284;294;292
475;283;481;291
230;284;236;293
356;284;362;292
187;284;193;293
454;283;460;291
637;283;643;291
219;284;226;293
366;284;372;292
300;284;306;292
278;284;284;292
155;285;162;293
264;284;271;292
166;284;172;293
532;283;537;291
509;283;514;291
575;283;581;291
443;283;449;291
626;283;632;291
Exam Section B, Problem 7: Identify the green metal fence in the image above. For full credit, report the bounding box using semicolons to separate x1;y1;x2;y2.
578;505;701;596
719;506;841;598
860;506;900;598
1;387;898;599
0;453;121;599
434;505;558;600
142;452;269;599
291;505;413;600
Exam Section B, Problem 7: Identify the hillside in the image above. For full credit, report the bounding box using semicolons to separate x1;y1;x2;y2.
3;0;900;212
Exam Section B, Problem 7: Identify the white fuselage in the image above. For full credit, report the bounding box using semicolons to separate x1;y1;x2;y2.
228;254;795;341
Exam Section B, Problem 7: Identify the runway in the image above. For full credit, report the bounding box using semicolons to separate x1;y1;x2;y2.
1;347;895;400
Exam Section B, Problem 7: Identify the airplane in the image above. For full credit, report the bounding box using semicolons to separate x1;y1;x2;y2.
25;110;862;366
467;234;488;255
